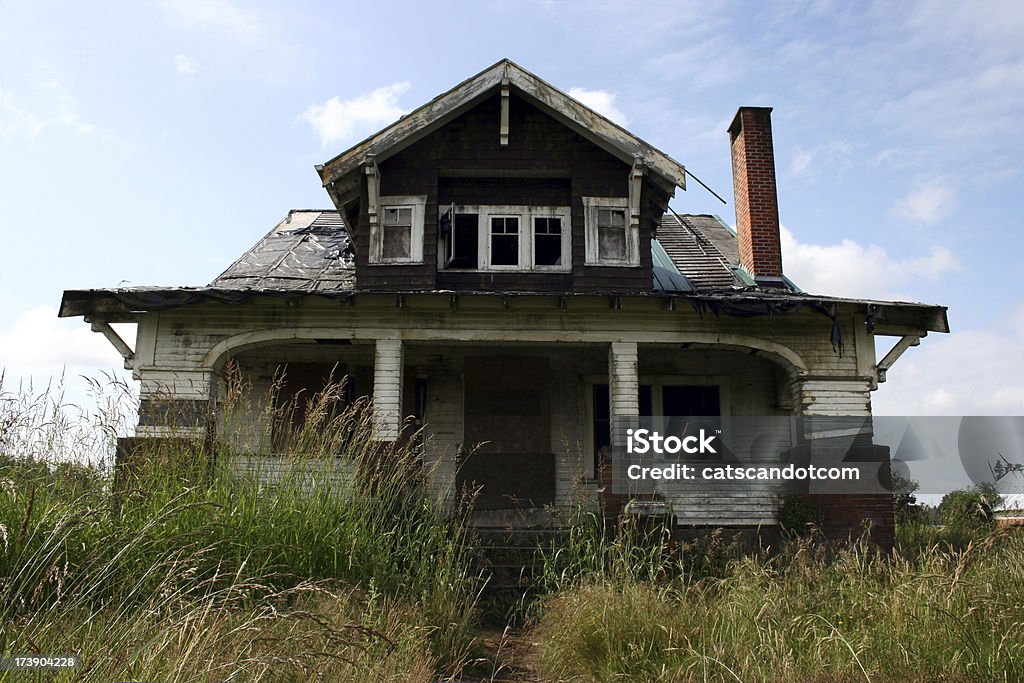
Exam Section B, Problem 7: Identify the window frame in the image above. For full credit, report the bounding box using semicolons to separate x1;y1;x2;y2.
370;195;426;265
485;213;524;270
583;196;639;267
441;204;571;272
531;213;570;271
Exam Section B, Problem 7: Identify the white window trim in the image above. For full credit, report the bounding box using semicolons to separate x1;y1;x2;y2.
445;204;572;272
583;196;639;267
369;195;426;265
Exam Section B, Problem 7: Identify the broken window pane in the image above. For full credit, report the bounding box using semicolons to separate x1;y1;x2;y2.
382;225;411;259
381;206;413;260
490;216;519;266
597;208;627;261
533;217;562;266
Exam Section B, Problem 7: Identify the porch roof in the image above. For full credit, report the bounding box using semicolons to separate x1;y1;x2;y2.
58;285;949;336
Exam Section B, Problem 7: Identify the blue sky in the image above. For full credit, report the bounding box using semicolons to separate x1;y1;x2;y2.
1;0;1022;418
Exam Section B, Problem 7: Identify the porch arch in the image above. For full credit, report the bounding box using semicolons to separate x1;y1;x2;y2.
203;326;810;377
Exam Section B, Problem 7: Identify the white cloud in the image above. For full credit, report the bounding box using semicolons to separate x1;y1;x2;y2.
785;140;856;178
160;0;265;45
0;88;92;143
0;306;135;379
872;301;1024;416
567;87;629;126
790;148;813;175
299;82;410;148
893;180;956;225
780;225;959;301
173;53;198;75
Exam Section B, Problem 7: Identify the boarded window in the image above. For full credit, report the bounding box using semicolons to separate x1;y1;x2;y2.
597;208;627;261
533;216;562;266
490;216;519;266
381;206;412;260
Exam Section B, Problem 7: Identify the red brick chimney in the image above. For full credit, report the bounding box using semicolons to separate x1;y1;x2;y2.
729;106;784;286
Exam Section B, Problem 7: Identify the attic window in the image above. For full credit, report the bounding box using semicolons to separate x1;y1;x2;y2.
584;197;638;266
371;196;425;264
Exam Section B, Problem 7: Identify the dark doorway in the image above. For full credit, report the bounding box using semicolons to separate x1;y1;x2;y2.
458;356;555;509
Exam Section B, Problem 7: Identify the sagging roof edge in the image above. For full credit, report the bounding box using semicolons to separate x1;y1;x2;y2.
58;287;950;336
316;58;688;191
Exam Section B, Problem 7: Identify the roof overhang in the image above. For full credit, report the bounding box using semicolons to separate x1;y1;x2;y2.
316;59;688;198
59;286;949;336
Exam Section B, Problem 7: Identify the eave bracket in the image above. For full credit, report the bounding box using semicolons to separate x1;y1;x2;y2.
88;319;135;370
876;334;921;383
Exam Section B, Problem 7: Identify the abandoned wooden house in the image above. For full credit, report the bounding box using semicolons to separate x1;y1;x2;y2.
60;59;947;545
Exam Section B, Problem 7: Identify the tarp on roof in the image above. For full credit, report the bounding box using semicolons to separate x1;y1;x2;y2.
211;211;354;292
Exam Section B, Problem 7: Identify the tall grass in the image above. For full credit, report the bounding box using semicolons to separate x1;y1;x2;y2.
532;528;1024;682
0;373;482;681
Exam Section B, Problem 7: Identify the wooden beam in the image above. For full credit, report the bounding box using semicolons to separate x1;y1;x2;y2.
499;78;510;146
89;319;135;369
876;334;920;383
629;156;645;232
364;155;379;230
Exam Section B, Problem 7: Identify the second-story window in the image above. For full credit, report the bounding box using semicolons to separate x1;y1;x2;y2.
489;216;520;267
597;208;627;261
382;207;412;260
441;205;570;272
370;196;426;265
533;216;563;267
584;197;638;266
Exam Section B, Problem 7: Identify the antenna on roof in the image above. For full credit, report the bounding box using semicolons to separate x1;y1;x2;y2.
684;168;727;205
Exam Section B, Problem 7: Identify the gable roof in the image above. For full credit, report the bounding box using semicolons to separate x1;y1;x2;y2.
316;59;688;192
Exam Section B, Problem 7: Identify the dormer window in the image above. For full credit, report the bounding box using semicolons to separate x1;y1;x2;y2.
533;216;563;267
584;197;638;266
441;204;570;272
370;196;425;264
489;216;520;267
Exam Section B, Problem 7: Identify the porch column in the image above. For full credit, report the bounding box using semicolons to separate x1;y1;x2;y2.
608;341;640;448
372;338;404;441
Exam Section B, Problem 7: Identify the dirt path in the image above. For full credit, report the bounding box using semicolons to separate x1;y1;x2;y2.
465;627;545;682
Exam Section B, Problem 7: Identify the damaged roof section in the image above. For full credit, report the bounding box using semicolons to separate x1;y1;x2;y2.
211;211;354;292
58;208;948;336
657;214;747;290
